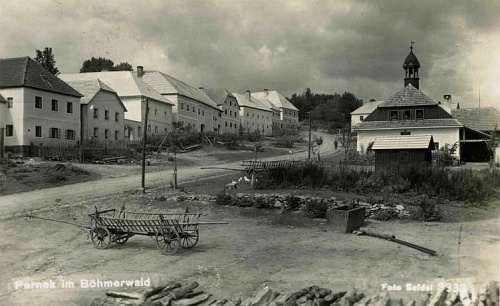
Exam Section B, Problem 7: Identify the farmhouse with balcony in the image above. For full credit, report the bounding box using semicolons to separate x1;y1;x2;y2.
0;57;83;156
136;68;221;133
62;79;127;144
60;71;173;141
200;88;240;134
233;91;273;136
354;47;463;157
251;89;299;130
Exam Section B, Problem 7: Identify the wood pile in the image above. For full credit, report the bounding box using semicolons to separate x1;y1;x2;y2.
90;281;499;306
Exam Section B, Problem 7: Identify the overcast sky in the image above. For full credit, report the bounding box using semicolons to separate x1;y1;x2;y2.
1;0;499;108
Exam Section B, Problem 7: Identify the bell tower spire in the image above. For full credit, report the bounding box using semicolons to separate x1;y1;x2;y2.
403;42;421;89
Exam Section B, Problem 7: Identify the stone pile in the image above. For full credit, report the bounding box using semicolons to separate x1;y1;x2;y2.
152;193;411;220
90;281;499;306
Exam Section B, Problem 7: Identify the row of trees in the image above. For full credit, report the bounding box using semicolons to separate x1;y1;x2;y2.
33;47;133;75
288;88;363;128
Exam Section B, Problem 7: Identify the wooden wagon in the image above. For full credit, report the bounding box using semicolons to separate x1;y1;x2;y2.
88;208;221;255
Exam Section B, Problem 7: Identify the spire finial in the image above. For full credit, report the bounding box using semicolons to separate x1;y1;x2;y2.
410;41;415;50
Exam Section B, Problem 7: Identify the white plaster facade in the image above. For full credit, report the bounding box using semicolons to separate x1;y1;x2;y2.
220;94;240;134
357;127;461;157
0;87;81;150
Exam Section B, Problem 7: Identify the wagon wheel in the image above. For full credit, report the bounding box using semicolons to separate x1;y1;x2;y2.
155;227;180;255
90;227;111;249
114;234;130;245
180;230;199;249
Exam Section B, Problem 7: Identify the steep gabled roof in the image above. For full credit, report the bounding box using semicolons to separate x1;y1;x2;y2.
59;71;173;105
0;56;82;97
202;88;238;109
378;84;437;108
372;134;434;150
351;100;384;115
252;90;298;111
62;79;127;111
138;71;219;110
355;118;463;130
451;107;500;132
233;93;272;112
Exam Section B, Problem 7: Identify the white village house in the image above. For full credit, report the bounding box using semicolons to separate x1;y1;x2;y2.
233;91;273;136
201;88;240;134
251;90;299;130
0;57;83;156
60;71;174;141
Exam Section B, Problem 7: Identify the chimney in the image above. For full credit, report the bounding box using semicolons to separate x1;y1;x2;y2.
441;94;452;114
246;90;251;100
137;66;144;77
264;89;269;96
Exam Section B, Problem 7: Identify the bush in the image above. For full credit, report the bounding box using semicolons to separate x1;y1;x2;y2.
304;199;328;218
48;174;67;183
408;197;443;221
215;191;236;206
372;209;399;221
285;195;301;211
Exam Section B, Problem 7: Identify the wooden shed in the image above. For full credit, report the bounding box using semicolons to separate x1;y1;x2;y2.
372;134;435;171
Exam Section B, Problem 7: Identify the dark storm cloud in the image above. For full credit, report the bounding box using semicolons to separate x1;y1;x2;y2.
1;0;499;107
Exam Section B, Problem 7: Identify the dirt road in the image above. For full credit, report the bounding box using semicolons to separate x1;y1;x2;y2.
1;133;497;306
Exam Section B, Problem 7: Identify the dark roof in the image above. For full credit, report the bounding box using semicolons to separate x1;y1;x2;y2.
355;118;463;130
451;107;500;132
372;135;434;150
403;48;420;68
378;84;437;108
0;57;82;97
202;88;235;106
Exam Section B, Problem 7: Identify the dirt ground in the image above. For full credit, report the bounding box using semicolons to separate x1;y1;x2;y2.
0;134;498;306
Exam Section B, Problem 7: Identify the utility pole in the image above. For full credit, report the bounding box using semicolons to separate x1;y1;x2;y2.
141;97;149;191
308;111;312;160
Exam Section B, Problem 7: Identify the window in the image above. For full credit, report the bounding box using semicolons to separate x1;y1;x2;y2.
164;128;168;134
225;109;227;115
235;112;237;117
115;130;119;140
147;125;151;132
6;125;13;136
187;104;190;111
390;110;398;121
181;103;184;110
229;101;232;106
230;122;232;128
202;110;205;116
35;126;42;138
51;99;58;111
154;109;157;116
252;113;254;117
67;102;73;114
105;129;109;139
94;108;99;119
225;121;228;127
403;110;411;120
137;126;141;136
360;116;364;121
65;129;75;140
50;128;60;139
7;97;13;108
115;112;119;122
93;128;98;138
155;126;158;133
230;110;232;116
416;109;424;119
105;110;109;120
35;96;42;109
198;109;200;115
192;106;195;113
164;111;167;118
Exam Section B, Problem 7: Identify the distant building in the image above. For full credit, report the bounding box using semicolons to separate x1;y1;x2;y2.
201;88;240;134
0;57;83;156
137;68;221;133
354;47;463;156
62;79;127;143
350;100;384;130
60;71;174;141
233;91;273;136
251;89;299;129
0;94;6;158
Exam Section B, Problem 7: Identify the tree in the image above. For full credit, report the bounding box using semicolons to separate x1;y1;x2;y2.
80;56;133;73
35;47;59;75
